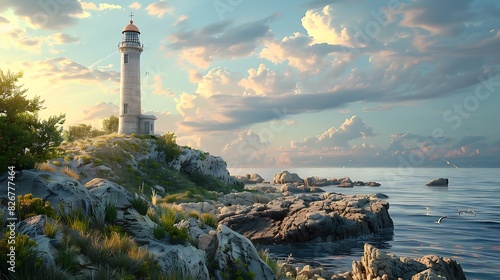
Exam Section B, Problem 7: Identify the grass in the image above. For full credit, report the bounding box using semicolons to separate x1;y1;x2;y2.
201;213;217;228
130;195;149;215
35;162;56;172
60;166;79;180
44;219;58;238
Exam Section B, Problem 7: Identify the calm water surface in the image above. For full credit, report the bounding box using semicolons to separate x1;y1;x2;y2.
229;167;500;280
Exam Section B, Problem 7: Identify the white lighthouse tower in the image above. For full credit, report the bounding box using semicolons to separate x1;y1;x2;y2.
118;14;156;135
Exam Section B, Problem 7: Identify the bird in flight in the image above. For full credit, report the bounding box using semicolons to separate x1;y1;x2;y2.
435;216;448;224
458;209;476;216
444;159;460;169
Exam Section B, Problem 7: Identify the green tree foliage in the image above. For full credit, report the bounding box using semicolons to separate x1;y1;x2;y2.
102;115;119;134
0;70;65;170
156;132;182;162
63;124;104;142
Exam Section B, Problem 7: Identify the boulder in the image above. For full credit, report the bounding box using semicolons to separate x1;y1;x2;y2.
349;243;466;280
426;178;449;186
219;193;393;244
234;173;265;184
272;170;304;185
0;170;95;215
206;225;275;280
168;148;238;185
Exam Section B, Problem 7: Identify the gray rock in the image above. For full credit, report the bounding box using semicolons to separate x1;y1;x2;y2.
350;244;466;280
234;173;265;184
219;193;393;244
426;178;449;186
272;170;304;184
206;225;275;280
0;170;95;215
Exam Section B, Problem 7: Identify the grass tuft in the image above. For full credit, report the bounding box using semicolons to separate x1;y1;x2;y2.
35;162;56;172
61;166;80;180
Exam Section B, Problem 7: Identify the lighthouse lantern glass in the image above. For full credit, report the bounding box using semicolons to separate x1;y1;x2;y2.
123;31;140;43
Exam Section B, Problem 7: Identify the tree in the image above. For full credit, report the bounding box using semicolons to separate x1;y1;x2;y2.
102;115;119;134
0;70;65;170
156;132;182;162
63;124;104;142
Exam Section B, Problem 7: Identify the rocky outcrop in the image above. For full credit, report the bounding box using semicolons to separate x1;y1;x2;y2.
304;176;381;187
0;170;95;215
219;193;393;244
234;173;265;184
426;178;449;186
273;170;304;184
206;225;275;280
168;148;238;185
337;243;466;280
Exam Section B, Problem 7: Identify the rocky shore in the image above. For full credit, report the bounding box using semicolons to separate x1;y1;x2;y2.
1;161;467;279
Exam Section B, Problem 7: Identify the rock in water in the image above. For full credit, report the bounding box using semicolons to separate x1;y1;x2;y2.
426;178;449;186
219;193;394;244
347;243;466;280
206;225;275;280
272;170;304;184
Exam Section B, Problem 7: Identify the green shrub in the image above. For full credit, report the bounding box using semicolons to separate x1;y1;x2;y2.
201;213;217;228
105;200;117;223
0;233;41;275
220;258;255;280
55;245;79;273
130;195;149;215
153;225;166;240
17;194;56;220
166;226;188;245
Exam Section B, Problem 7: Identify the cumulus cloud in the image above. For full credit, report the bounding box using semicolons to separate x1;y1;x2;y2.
150;75;175;96
291;116;375;149
239;64;296;95
174;15;188;26
301;5;350;45
146;0;173;18
196;67;244;97
0;0;84;30
221;130;271;164
167;18;272;68
129;2;141;10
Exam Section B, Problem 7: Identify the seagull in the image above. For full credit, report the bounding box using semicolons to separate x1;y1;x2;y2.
435;216;448;224
145;72;150;76
458;209;476;216
444;159;459;169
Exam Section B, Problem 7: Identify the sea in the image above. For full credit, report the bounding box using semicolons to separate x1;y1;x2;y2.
228;167;500;280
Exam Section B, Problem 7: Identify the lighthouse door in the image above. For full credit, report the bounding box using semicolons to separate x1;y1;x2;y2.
144;121;150;134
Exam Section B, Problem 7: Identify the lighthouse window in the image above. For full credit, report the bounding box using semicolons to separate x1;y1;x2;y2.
123;31;140;43
124;54;129;64
124;103;128;114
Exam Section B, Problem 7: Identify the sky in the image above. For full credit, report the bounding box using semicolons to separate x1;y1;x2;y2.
1;0;500;169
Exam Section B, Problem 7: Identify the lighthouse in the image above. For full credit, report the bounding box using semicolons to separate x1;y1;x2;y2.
118;15;156;135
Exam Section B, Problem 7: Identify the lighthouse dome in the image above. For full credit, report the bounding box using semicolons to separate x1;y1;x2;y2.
122;20;140;34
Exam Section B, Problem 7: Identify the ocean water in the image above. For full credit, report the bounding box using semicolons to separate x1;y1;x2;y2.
229;167;500;280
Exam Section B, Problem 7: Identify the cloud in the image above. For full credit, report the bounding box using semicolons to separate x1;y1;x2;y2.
301;5;350;45
167;18;273;68
150;75;175;96
399;0;474;36
0;0;84;30
174;15;188;26
221;130;270;164
146;0;173;18
47;33;79;45
80;102;119;122
129;2;141;10
81;2;122;11
178;88;378;132
0;15;9;23
291;116;375;149
22;57;119;84
195;67;244;97
239;64;297;95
